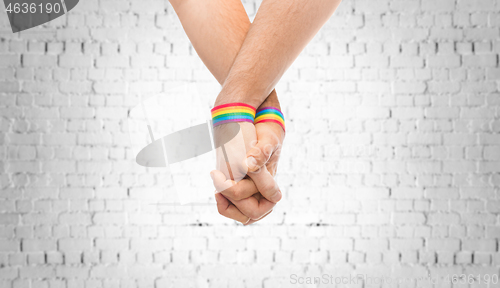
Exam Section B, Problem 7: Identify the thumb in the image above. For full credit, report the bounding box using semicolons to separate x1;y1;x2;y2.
245;137;276;172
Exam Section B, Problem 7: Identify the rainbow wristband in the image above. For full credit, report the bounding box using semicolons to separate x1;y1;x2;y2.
211;103;256;127
255;107;285;132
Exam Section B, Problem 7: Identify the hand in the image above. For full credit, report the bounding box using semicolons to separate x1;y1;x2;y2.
211;121;285;225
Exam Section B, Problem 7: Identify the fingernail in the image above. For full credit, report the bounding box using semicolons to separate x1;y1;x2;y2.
246;156;257;170
270;190;282;203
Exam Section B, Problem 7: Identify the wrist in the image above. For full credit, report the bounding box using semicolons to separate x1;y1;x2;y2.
214;91;263;109
214;76;269;109
258;89;281;110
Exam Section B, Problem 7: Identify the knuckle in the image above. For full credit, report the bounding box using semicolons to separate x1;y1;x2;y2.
254;156;266;167
232;191;244;201
216;205;226;216
228;186;244;200
261;181;278;194
248;210;262;220
263;144;274;157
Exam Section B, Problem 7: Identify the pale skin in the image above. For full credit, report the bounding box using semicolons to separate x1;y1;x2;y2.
169;0;342;224
171;0;283;225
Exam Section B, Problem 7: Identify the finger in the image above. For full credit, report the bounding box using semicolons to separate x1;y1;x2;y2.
212;170;276;220
255;208;273;221
220;179;259;201
210;170;235;192
245;209;273;225
211;170;259;200
214;192;250;224
231;194;275;220
266;160;279;177
245;134;279;172
247;165;282;203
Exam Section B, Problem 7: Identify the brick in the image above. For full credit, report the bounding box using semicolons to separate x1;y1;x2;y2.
478;162;500;173
461;188;495;199
0;240;20;252
131;55;165;68
357;81;391;93
392;82;426;94
391;239;423;250
443;161;476;173
465;28;499;40
93;82;127;94
0;81;20;92
430;28;463;40
425;108;459;119
355;188;389;199
320;238;353;251
96;56;129;68
59;239;92;251
321;214;355;225
95;188;127;199
391;188;423;199
354;0;389;13
393;212;425;224
93;213;125;225
59;55;93;68
22;55;57;67
408;133;442;145
425;188;459;199
172;237;207;250
355;55;388;67
427;55;461;67
457;0;496;11
22;239;56;252
421;0;455;11
90;28;128;41
357;213;390;225
428;213;460;225
59;213;91;225
392;29;428;41
391;108;424;119
483;146;500;160
427;239;460;251
463;55;497;67
42;161;76;173
428;81;461;93
19;267;54;278
479;134;500;145
462;240;496;252
0;55;21;67
90;266;127;278
42;133;76;145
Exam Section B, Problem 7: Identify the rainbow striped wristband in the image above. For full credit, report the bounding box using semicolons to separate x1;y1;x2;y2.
211;103;256;127
255;107;285;132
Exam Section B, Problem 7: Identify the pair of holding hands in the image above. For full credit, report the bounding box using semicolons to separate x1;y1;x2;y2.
211;120;285;225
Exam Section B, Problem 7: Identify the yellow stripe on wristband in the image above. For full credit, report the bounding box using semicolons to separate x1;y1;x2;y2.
254;107;285;132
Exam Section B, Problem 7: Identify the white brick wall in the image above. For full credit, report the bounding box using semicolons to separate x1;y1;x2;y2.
1;0;500;287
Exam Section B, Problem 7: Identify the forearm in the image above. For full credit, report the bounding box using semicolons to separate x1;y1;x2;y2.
170;0;279;109
216;0;342;107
